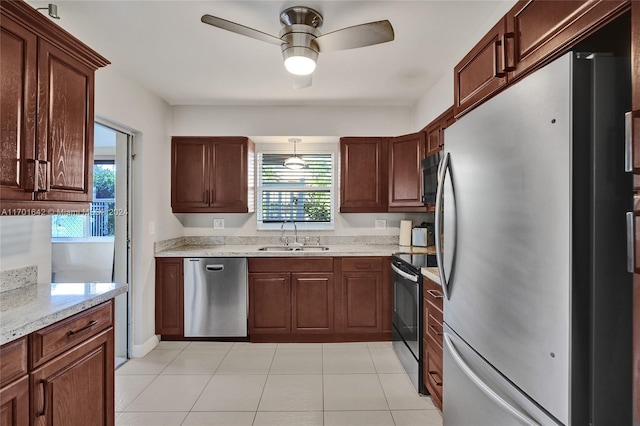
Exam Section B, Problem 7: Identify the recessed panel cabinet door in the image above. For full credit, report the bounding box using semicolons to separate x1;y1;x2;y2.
155;258;184;337
211;140;249;212
0;18;37;201
171;139;209;210
388;132;427;212
31;330;114;426
36;39;94;203
340;137;388;212
292;273;334;334
249;273;291;334
0;375;29;426
340;271;383;333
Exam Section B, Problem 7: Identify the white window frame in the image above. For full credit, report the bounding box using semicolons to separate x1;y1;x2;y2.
257;149;335;231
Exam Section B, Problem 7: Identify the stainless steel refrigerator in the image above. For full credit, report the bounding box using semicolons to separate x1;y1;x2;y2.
435;52;632;425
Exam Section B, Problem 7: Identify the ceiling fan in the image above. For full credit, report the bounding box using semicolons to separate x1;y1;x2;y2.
201;6;394;89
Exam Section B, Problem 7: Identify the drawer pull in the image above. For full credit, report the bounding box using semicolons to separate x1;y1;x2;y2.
426;289;443;299
37;379;48;417
67;320;98;336
428;370;443;386
428;324;443;336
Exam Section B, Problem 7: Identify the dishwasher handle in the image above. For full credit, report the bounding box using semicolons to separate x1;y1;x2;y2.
205;264;225;272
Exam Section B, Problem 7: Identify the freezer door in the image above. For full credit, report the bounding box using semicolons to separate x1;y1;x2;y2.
441;53;575;424
443;326;561;426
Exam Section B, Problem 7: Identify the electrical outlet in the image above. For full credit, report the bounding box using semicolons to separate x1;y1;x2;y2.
213;218;225;229
375;219;387;230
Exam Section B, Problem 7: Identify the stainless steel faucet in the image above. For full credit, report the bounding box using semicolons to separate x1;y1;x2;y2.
280;220;301;246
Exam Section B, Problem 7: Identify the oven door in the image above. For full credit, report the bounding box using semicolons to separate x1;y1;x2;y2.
391;259;424;392
391;262;421;357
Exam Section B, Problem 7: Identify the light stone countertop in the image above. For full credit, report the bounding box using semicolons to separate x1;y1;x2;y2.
421;267;441;285
155;244;402;258
0;282;128;345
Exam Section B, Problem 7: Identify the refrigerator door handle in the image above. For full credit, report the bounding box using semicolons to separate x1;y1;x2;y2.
625;111;632;172
435;152;451;299
626;212;635;273
444;333;540;426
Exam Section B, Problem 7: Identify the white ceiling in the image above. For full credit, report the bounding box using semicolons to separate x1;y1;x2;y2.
27;1;515;107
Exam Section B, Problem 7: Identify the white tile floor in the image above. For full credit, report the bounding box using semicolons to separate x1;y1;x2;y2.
115;341;443;426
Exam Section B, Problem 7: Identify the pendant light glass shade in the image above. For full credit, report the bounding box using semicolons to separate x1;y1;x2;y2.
284;138;306;169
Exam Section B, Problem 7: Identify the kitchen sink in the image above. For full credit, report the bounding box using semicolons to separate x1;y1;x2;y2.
257;246;330;252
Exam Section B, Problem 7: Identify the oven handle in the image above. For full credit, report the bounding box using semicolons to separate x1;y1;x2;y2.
435;152;451;300
391;263;418;282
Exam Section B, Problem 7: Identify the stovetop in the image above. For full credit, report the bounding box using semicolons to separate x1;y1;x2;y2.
392;252;437;273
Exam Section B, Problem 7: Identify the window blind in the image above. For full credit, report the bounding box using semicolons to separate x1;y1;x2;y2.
258;153;333;223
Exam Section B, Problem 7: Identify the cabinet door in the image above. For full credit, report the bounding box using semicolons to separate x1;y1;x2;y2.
0;375;29;426
31;329;114;426
171;138;209;211
0;17;37;201
249;273;291;334
506;0;628;82
155;258;184;337
210;138;251;213
339;137;388;212
291;273;334;334
425;123;443;157
388;132;426;212
35;39;94;203
454;18;508;118
340;271;383;333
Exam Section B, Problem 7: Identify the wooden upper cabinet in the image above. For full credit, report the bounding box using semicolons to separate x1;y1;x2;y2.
171;136;255;213
506;0;628;82
35;39;95;203
454;18;509;118
0;16;37;202
339;137;388;213
0;1;109;211
388;132;427;212
425;107;455;157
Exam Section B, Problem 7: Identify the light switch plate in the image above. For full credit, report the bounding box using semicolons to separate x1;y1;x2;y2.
213;218;225;229
375;219;387;230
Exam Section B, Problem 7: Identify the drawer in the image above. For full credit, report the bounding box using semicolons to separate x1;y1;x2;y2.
248;257;334;273
341;257;383;272
30;301;113;368
0;337;27;388
425;305;443;350
425;346;443;410
423;278;443;311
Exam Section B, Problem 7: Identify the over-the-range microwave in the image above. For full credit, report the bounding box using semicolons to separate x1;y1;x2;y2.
421;151;442;205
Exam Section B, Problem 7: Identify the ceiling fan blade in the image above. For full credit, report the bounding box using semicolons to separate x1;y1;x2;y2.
314;20;394;52
292;74;312;89
201;14;284;46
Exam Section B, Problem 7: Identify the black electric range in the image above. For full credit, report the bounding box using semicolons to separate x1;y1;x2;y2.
392;252;437;274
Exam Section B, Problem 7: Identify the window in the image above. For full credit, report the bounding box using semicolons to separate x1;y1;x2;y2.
51;161;116;239
257;152;334;229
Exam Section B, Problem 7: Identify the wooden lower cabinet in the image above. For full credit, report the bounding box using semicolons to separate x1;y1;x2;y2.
155;257;184;337
292;273;334;334
249;256;391;342
423;276;444;411
249;273;291;334
0;302;115;426
0;375;29;426
31;329;114;426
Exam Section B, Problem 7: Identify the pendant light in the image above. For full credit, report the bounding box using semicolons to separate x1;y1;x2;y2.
284;138;306;170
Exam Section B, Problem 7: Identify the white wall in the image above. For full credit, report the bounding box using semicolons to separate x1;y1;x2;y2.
412;0;519;129
0;216;51;283
51;241;114;282
94;65;179;356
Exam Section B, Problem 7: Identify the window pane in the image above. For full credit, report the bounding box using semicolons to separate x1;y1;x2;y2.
52;215;85;237
259;153;333;223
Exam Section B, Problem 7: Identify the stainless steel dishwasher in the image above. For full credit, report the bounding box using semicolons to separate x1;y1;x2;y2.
183;258;247;337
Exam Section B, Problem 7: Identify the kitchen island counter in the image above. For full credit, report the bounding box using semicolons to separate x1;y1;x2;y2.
0;281;128;345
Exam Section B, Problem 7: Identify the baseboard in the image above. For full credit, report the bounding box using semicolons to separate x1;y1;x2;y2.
130;334;160;358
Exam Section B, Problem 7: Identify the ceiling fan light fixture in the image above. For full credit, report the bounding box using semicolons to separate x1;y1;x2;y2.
282;47;318;76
